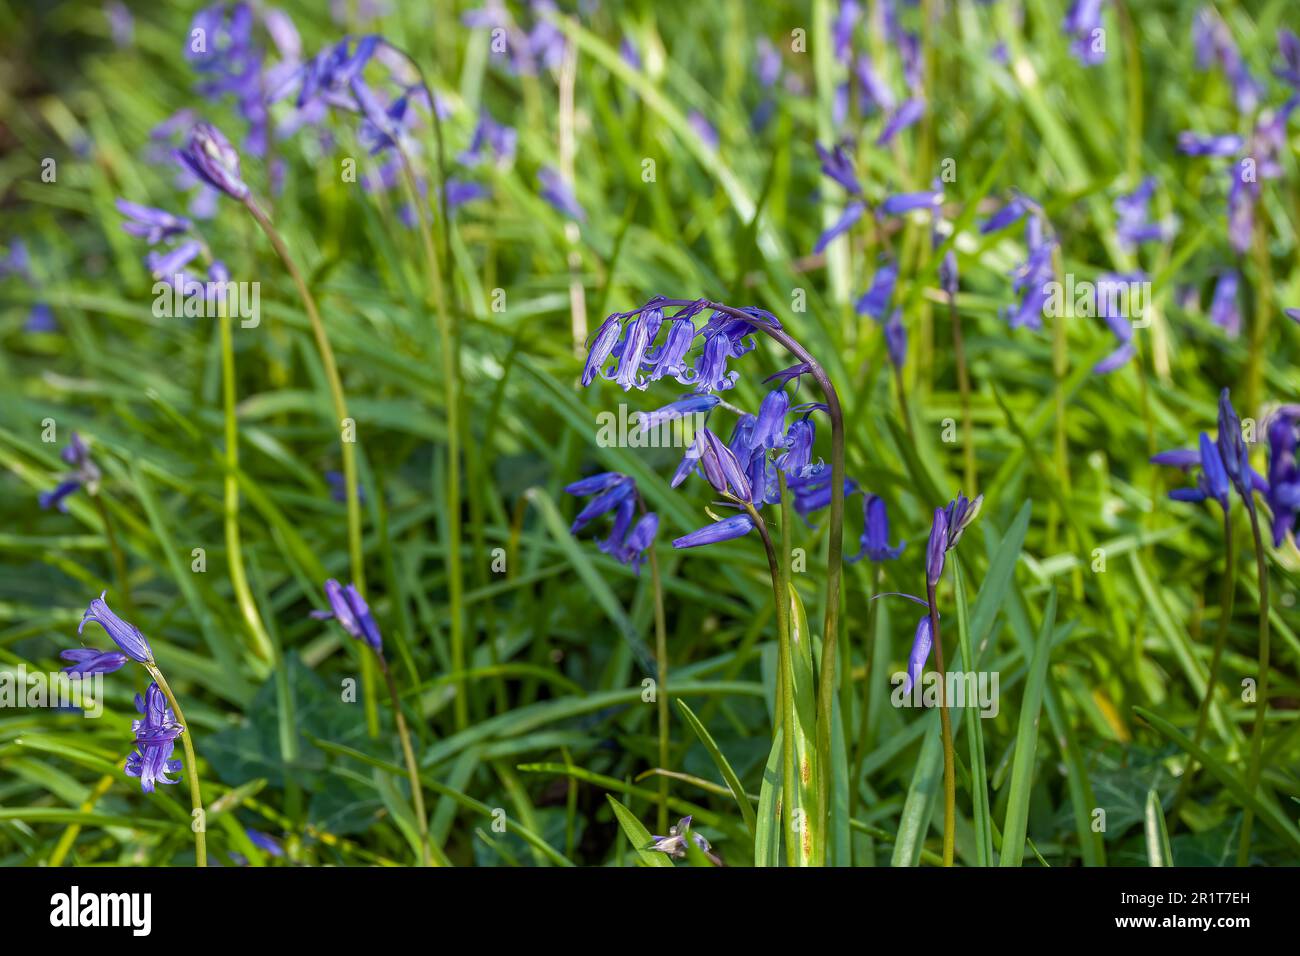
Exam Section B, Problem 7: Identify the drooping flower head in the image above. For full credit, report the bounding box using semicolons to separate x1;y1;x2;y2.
125;683;184;793
1265;407;1300;545
60;648;129;676
904;614;933;695
564;473;658;574
175;122;250;200
849;494;906;563
1151;433;1230;511
648;815;712;860
313;579;383;652
40;432;102;512
79;592;153;664
1062;0;1106;66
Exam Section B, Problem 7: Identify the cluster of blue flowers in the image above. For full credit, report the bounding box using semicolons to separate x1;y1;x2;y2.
39;433;101;513
569;296;903;569
1153;388;1300;548
61;594;187;794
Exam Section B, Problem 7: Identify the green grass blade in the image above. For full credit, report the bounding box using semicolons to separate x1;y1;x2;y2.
999;587;1057;867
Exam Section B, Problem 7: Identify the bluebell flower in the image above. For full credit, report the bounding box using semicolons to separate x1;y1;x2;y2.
566;473;658;573
0;238;31;279
126;683;184;793
313;579;383;653
876;98;924;146
855;260;898;320
620;37;642;71
763;363;812;388
692;331;740;393
904;615;933;695
1093;271;1140;374
1216;388;1258;507
777;414;823;479
444;179;490;210
788;473;858;521
673;513;755;549
146;239;203;283
814;201;865;254
926;507;948;586
41;432;101;512
1062;0;1105;66
941;492;983;549
1191;10;1260;113
883;309;907;369
459;112;517;166
1114;178;1173;247
80;591;153;665
1153;433;1232;512
187;4;271;157
815;141;862;195
854;54;895;113
1227;172;1257;255
639;394;719;433
106;1;133;47
755;37;781;88
1252;99;1297;181
881;188;942;217
750;388;790;451
175;122;250;200
60;648;129;676
688;111;719;151
1265;407;1300;544
648;816;712;859
934;219;958;296
1276;29;1300;89
698;428;752;500
647;315;700;384
582;314;624;387
1003;215;1056;331
980;197;1027;234
538;167;585;221
832;0;860;64
849;494;906;563
25;304;57;333
1177;132;1243;157
1208;270;1240;338
246;828;285;857
116;200;191;244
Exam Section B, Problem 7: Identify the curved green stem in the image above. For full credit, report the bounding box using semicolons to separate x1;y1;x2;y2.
1237;503;1270;866
146;665;205;867
377;651;435;866
1171;507;1235;820
652;299;845;861
926;581;956;867
745;500;801;866
218;298;275;662
647;539;670;836
243;196;377;735
395;150;467;732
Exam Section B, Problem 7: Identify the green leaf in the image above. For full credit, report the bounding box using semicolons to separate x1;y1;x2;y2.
1000;587;1056;867
755;729;783;868
1144;789;1173;867
606;795;673;867
1134;707;1300;856
675;699;757;841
